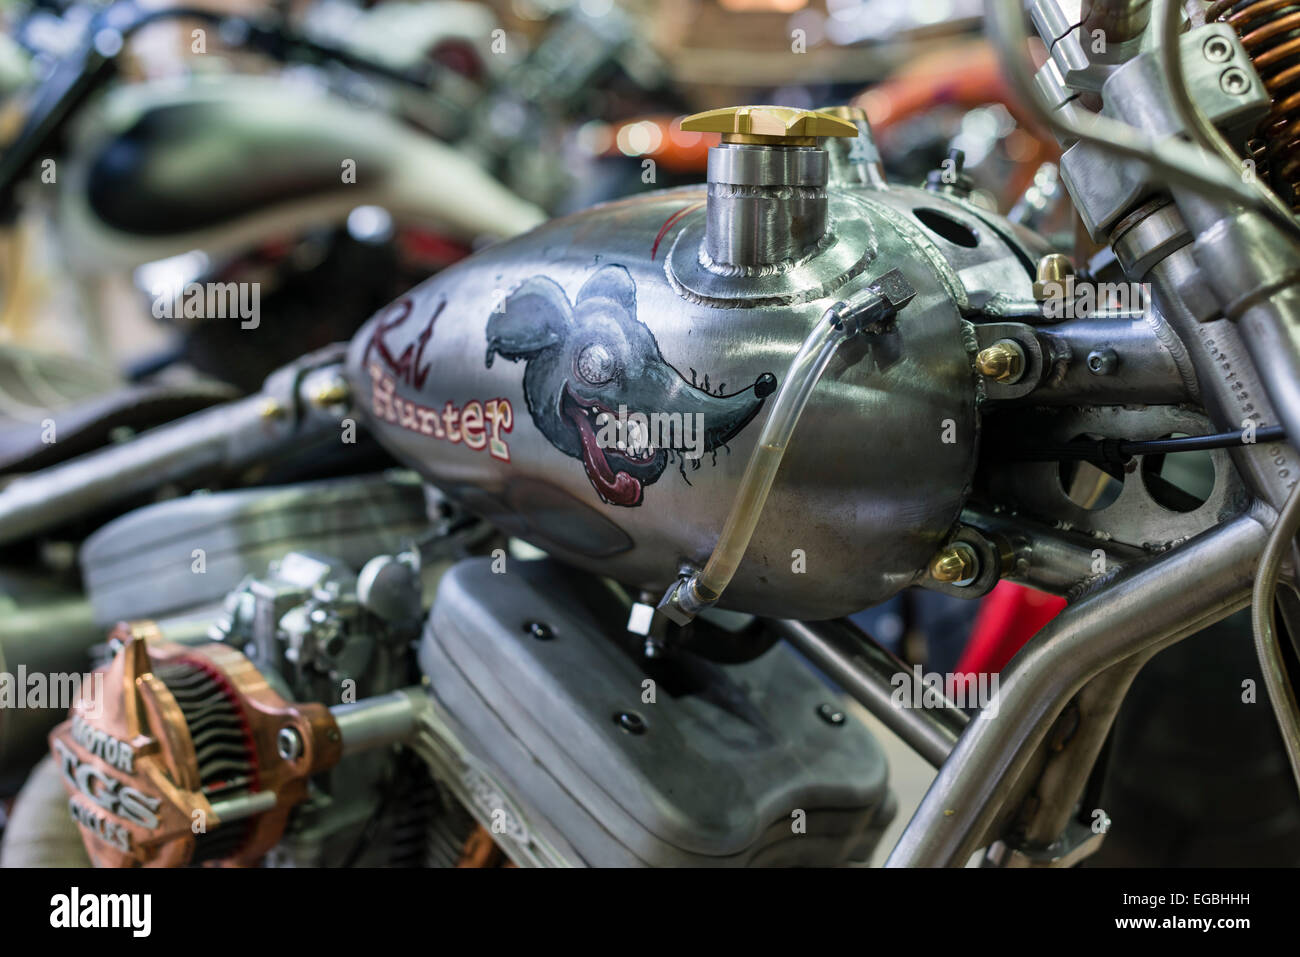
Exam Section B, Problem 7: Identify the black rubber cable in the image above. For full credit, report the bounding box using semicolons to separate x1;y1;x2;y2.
1009;425;1288;464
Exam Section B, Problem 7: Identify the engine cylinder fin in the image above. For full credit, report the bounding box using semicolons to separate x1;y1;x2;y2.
154;659;260;858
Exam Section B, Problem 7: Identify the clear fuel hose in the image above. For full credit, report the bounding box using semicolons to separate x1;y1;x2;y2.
658;270;913;623
695;312;846;600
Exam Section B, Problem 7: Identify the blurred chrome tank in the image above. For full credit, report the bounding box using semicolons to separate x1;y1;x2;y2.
346;107;1037;619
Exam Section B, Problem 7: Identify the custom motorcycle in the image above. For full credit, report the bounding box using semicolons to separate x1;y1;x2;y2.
3;0;1300;868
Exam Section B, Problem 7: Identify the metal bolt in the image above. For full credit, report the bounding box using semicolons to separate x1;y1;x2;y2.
312;378;351;408
816;703;846;726
614;711;647;735
1203;35;1232;63
1221;67;1250;96
277;726;304;761
1032;253;1074;300
975;339;1026;383
1087;348;1118;376
929;543;978;586
524;621;554;640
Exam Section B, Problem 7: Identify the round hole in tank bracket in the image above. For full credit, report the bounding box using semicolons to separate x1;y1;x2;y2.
1139;435;1215;513
1058;435;1125;510
913;207;980;248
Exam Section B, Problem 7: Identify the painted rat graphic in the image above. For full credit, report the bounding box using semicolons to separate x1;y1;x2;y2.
485;264;776;507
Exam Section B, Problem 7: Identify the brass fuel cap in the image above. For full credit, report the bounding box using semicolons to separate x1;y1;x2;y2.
682;106;859;270
680;105;858;147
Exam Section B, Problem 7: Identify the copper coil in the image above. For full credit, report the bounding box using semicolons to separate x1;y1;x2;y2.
1210;0;1300;207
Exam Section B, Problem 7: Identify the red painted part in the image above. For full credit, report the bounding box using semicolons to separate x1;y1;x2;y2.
954;581;1067;681
651;202;703;260
398;228;472;269
429;39;485;83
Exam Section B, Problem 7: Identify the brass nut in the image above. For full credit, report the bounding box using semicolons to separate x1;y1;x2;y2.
1032;252;1074;300
975;339;1026;383
680;105;858;146
312;379;351;408
929;544;978;585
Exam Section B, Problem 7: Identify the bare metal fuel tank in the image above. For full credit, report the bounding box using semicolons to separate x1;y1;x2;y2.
347;106;1037;619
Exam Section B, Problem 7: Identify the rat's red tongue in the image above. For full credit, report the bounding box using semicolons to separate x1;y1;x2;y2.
566;401;642;507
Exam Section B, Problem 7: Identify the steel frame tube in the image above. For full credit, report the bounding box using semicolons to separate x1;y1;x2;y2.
1031;318;1191;406
961;506;1139;598
331;688;422;758
1115;200;1300;513
885;511;1266;867
0;396;267;546
0;351;347;546
1082;0;1152;45
1015;654;1148;848
774;618;967;768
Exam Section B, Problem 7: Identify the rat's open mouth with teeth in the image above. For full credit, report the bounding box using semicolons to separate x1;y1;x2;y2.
562;384;665;507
